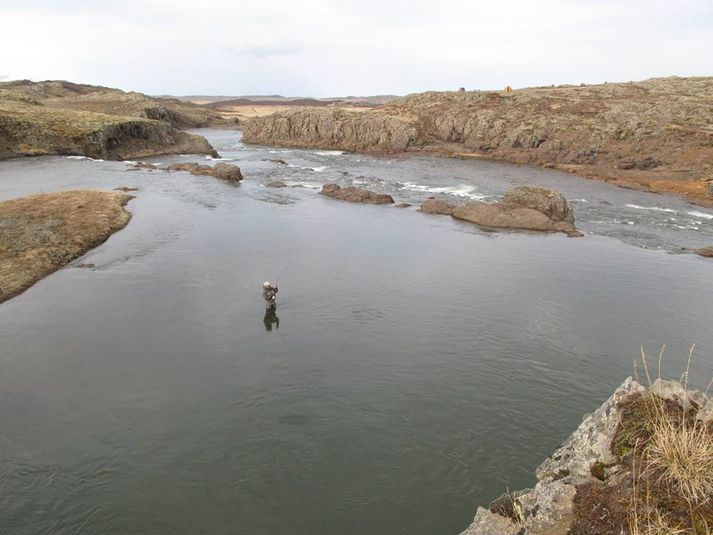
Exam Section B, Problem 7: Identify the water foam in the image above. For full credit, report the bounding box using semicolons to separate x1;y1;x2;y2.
401;182;486;200
66;156;104;162
625;204;677;213
687;210;713;220
312;150;345;156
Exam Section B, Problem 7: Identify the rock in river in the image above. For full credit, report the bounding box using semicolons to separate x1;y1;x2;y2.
166;162;243;182
419;197;456;215
419;186;581;236
320;183;394;204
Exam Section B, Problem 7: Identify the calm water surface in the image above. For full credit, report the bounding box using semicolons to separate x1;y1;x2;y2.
0;130;712;534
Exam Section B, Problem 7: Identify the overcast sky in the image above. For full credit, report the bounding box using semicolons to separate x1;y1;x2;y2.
1;0;711;97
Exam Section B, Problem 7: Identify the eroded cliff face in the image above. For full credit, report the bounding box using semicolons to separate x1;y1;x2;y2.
0;97;217;160
243;77;713;203
244;108;417;152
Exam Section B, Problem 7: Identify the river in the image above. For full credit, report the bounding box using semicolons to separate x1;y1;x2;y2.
0;129;711;534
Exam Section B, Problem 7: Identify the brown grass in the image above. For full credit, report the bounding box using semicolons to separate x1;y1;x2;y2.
627;348;713;534
0;190;133;303
217;104;374;122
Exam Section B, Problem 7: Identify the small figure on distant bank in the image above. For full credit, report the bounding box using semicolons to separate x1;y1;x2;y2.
262;281;278;307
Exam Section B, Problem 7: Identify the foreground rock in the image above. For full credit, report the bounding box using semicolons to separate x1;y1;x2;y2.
461;377;713;534
0;190;133;304
320;183;394;204
244;77;713;204
165;162;243;182
421;186;582;236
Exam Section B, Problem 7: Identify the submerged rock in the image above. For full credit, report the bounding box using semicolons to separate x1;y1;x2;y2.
114;186;139;192
166;162;243;182
320;183;394;204
131;162;158;170
267;181;287;188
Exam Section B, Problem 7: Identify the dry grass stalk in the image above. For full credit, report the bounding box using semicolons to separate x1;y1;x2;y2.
628;347;713;534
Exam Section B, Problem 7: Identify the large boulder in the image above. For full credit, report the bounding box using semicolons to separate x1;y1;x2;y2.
320;183;394;204
211;162;243;181
166;162;243;182
502;186;574;225
451;186;581;236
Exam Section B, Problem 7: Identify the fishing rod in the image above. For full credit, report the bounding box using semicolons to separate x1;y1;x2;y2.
273;261;293;286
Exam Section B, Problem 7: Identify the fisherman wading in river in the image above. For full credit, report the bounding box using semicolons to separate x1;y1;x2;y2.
262;281;278;308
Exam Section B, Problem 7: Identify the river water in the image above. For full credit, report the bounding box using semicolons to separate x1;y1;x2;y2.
0;129;712;534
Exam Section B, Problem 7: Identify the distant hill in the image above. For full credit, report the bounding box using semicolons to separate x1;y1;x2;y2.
171;94;401;107
1;80;228;129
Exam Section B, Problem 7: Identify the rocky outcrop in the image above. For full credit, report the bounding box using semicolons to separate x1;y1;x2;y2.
244;108;417;153
0;96;217;160
243;77;713;204
320;183;395;204
165;162;243;182
420;187;581;236
460;377;713;534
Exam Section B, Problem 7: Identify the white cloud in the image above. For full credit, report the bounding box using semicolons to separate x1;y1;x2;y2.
0;0;711;96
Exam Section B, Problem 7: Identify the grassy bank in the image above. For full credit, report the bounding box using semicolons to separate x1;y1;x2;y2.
0;190;133;303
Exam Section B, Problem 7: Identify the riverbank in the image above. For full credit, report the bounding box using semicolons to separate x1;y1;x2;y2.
461;375;713;534
243;77;713;207
0;190;133;303
0;80;222;160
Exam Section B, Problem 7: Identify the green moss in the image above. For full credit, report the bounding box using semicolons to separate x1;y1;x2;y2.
590;462;607;481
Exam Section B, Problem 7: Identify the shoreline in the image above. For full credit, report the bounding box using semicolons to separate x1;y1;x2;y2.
0;189;134;304
241;137;713;209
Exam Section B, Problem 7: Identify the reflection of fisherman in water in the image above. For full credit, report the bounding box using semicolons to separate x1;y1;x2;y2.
263;306;280;331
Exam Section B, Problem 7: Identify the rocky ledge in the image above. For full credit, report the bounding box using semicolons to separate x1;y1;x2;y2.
320;183;395;204
244;77;713;205
420;186;582;236
165;162;243;182
0;97;217;161
461;377;713;534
